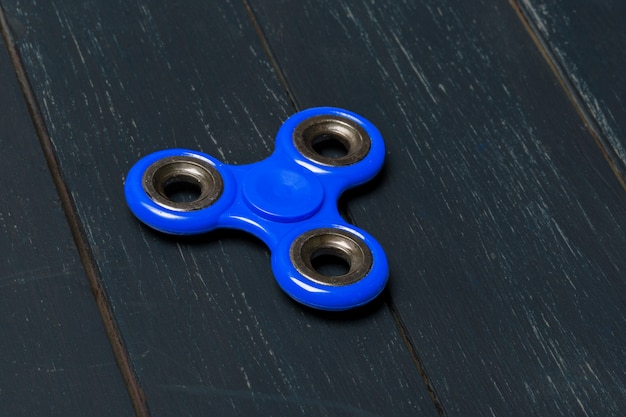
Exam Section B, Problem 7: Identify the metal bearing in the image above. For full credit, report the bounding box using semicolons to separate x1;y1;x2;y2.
293;115;371;166
290;228;373;286
142;155;223;212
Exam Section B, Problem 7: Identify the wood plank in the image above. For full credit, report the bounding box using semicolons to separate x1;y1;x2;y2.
517;0;626;182
1;1;439;415
0;26;134;417
246;0;626;415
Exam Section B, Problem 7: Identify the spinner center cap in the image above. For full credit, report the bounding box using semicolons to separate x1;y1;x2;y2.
243;165;324;222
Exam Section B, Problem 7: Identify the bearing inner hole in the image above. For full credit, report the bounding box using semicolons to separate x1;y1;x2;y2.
311;133;350;159
302;121;358;159
293;115;371;166
290;228;373;286
310;247;352;277
162;175;203;203
144;156;223;212
153;162;210;203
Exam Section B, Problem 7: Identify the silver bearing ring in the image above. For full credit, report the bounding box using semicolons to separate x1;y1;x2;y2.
290;228;373;286
142;155;223;212
293;115;371;166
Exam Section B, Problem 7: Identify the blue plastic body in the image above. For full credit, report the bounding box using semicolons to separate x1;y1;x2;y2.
124;107;388;311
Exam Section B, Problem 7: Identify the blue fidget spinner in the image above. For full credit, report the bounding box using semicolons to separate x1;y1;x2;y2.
124;107;388;311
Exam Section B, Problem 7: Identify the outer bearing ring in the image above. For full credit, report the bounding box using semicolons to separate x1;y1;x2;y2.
142;155;223;212
293;115;371;166
289;228;373;286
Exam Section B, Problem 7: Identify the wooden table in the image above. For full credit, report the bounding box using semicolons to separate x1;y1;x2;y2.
1;1;625;415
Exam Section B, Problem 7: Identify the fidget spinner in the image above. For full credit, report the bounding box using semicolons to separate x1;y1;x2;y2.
124;107;388;311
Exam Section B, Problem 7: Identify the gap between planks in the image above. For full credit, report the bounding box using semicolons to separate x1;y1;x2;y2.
242;2;449;416
0;5;150;417
242;0;300;110
510;0;626;191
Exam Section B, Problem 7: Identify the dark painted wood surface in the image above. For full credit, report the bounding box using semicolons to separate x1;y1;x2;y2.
0;29;134;417
518;0;626;182
1;1;438;416
2;0;626;416
246;0;626;416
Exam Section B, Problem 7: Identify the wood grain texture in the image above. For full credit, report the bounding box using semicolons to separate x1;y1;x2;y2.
1;1;439;415
516;0;626;184
247;0;626;415
0;29;134;417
